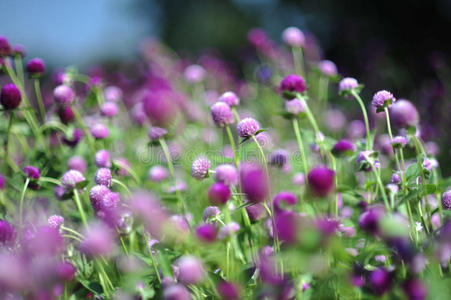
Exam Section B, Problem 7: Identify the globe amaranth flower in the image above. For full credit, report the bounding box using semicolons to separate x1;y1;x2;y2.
0;36;12;56
53;85;75;105
273;191;298;213
91;123;109;139
0;83;21;110
0;174;5;190
281;27;305;47
100;102;118;118
184;64;206;83
292;172;305;185
389;99;419;128
148;165;168;182
442;190;451;210
61;170;85;190
89;185;111;212
332;139;355;156
202;206;220;222
59;106;75;124
210;102;234;127
372;90;395;110
240;163;269;203
80;223;115;257
391;172;402;185
95;149;111;168
217;281;242;300
23;165;40;179
175;255;206;284
142;91;179;127
12;44;25;57
48;215;64;229
237;117;260;137
163;284;191;300
402;278;427;300
26;57;45;77
280;74;307;98
0;219;15;245
214;164;238;186
269;149;289;168
56;261;76;282
104;86;123;102
275;210;301;244
338;77;359;95
195;223;217;243
369;267;392;295
246;203;267;222
318;60;337;77
191;156;211;180
356;150;380;172
307;166;335;197
218;222;240;239
219;91;239;107
95;168;112;187
148;126;168;141
358;206;385;235
284;98;305;115
208;182;231;205
391;135;408;148
68;156;87;173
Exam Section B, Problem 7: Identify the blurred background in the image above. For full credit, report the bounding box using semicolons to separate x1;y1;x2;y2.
1;0;450;172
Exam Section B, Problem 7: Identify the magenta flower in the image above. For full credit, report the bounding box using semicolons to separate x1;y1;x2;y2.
217;281;241;300
284;98;305;115
100;102;118;118
338;77;358;94
59;106;75;124
442;190;451;210
184;64;206;83
208;182;231;205
68;156;87;173
237;117;260;137
0;36;12;56
332;139;355;156
26;58;45;76
219;91;239;107
0;219;15;246
148;127;168;141
202;206;220;222
282;27;305;47
104;86;123;102
211;102;234;127
95;168;112;187
23;166;40;179
95;149;111;168
53;85;75;105
273;191;298;213
191;156;211;180
80;223;115;257
240;163;269;203
91;123;109;139
195;223;217;243
175;255;205;284
318;60;337;77
0;83;21;110
372;90;395;110
148;165;168;182
89;185;111;212
280;74;307;98
47;215;64;229
163;284;191;300
307;166;335;197
214;164;238;186
389;99;419;128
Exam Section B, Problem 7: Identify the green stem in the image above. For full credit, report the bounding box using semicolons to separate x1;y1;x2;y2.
292;118;308;176
231;107;240;123
13;55;24;85
19;178;30;225
292;47;304;76
370;165;391;212
73;189;88;228
225;125;240;167
72;105;96;153
4;111;14;174
34;79;46;122
61;226;84;238
112;178;132;196
351;90;372;150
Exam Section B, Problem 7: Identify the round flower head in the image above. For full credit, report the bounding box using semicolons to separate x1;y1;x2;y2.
217;281;241;300
391;135;408;148
237;117;260;137
389;99;419;128
246;203;267;221
282;26;305;47
175;255;206;284
59;105;75;124
202;206;220;222
0;219;15;245
61;170;85;190
280;74;307;98
80;223;115;257
273;191;298;213
358;206;384;235
369;267;392;295
191;156;211;180
347;120;365;139
308;166;335;197
442;190;451;210
104;86;123;102
148;127;168;141
89;185;111;212
284;98;305;115
68;156;87;173
195;223;217;243
391;172;402;184
13;44;25;57
318;60;337;77
142;91;179;127
0;83;21;110
339;77;359;94
184;64;206;83
275;210;301;244
53;85;75;105
372;90;395;110
95;168;112;187
100;102;118;118
214;164;238;186
292;172;305;185
240;163;269;203
95;149;111;168
402;278;427;300
56;261;76;282
163;284;191;300
23;165;40;179
91;123;109;139
0;36;12;56
148;165;169;182
269;149;289;168
219;91;240;107
219;222;240;239
48;215;64;229
26;58;45;76
101;192;120;211
332;139;355;156
208;182;231;205
210;102;234;127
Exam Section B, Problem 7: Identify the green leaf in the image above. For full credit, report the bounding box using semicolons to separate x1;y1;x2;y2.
421;184;437;196
78;278;103;295
405;164;420;181
75;180;89;189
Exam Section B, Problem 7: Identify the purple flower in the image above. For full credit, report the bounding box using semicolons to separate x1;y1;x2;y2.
63;128;83;147
143;91;179;127
325;109;346;132
148;127;168;141
280;74;307;98
175;255;205;284
442;190;451;210
56;261;76;282
148;165;168;182
356;150;379;171
307;166;335;197
95;168;112;187
275;210;300;244
338;77;358;94
211;102;234;127
332;139;355;156
23;165;40;179
89;185;111;211
391;135;409;148
292;172;305;185
245;203;267;221
237;117;260;137
389;99;419;128
0;219;15;245
48;215;64;229
91;123;109;139
284;98;305;115
195;223;217;243
101;192;120;211
53;85;75;105
13;44;25;57
100;102;118;118
0;83;21;110
358;206;384;235
219;91;240;107
0;36;12;56
372;90;395;109
273;191;298;213
217;281;241;300
95;149;111;168
26;58;45;76
58;105;75;124
80;223;115;257
369;267;392;295
68;156;87;173
61;170;85;190
240;163;269;203
163;284;191;300
282;27;305;47
318;60;337;77
27;225;64;256
208;182;231;205
269;149;289;168
184;64;206;83
191;156;211;180
218;222;240;239
391;172;402;184
402;278;427;300
214;164;238;186
202;206;220;222
104;86;123;102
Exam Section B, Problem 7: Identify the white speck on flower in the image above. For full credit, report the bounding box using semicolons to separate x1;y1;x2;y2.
415;222;423;232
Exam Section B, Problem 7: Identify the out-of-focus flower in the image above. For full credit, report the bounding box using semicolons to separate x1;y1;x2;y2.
174;255;205;284
219;91;239;107
95;168;112;187
237;117;260;137
389;99;419;128
282;27;305;47
280;74;306;98
80;222;115;257
26;57;45;77
240;163;269;203
372;90;395;110
61;170;85;190
53;85;75;105
318;60;337;77
0;83;21;110
214;164;238;186
211;102;234;127
308;166;335;197
208;182;231;205
191;156;211;180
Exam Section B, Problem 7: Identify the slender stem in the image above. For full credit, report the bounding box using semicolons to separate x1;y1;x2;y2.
73;189;88;228
34;79;46;122
13;55;24;85
231;107;240;123
71;105;96;152
225;125;240;167
61;226;84;238
292;47;304;76
297;95;320;135
351;90;372;150
19;178;30;225
370;165;390;212
292;118;308;176
146;240;162;283
4;112;14;174
112;178;132;196
39;176;62;186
